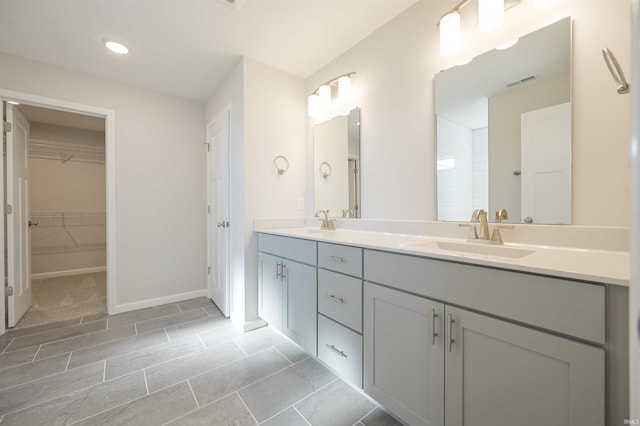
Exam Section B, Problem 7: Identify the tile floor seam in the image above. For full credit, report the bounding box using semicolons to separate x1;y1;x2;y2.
30;344;43;362
0;341;11;355
65;352;73;372
232;339;250;357
195;334;207;348
292;405;313;426
186;379;200;408
163;328;170;342
235;391;260;425
31;325;141;363
281;376;341;419
3;321;110;354
353;406;378;426
271;344;297;365
0;363;111;417
0;358;101;394
103;360;107;383
134;322;139;335
176;303;183;313
143;368;150;395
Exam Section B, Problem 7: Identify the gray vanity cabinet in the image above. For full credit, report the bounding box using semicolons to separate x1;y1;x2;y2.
363;249;605;426
258;234;317;355
445;305;604;426
364;282;444;426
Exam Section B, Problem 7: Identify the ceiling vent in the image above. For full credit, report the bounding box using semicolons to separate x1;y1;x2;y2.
219;0;245;11
506;75;536;88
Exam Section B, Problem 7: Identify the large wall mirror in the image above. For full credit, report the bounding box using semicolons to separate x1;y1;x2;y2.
435;17;571;224
314;108;361;218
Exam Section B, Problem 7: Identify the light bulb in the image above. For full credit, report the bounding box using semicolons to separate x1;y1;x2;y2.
104;40;129;55
440;11;461;56
478;0;504;32
308;94;320;118
318;84;331;111
338;76;352;103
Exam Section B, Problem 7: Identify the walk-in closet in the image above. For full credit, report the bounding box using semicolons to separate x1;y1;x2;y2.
13;105;106;328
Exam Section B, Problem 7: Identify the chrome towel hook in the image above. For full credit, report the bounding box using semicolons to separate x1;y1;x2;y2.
602;48;630;94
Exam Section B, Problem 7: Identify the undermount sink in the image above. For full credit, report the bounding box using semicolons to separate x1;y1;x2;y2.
412;240;536;259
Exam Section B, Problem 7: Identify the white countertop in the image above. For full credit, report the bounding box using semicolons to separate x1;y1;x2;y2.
257;227;629;286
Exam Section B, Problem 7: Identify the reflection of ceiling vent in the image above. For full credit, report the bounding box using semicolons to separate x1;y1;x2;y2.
506;75;536;87
219;0;245;10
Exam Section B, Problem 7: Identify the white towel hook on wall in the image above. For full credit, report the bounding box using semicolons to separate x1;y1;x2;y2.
602;48;630;94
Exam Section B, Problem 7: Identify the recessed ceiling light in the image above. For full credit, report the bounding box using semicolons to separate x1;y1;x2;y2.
103;39;129;55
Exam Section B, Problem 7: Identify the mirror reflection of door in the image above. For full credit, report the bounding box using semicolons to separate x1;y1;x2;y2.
520;103;571;224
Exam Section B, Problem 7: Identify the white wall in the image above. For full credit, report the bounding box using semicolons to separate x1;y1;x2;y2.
306;0;631;227
206;57;306;328
1;52;207;309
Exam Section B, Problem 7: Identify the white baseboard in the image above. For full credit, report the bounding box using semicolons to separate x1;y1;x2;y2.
32;267;107;280
243;318;268;332
113;289;209;314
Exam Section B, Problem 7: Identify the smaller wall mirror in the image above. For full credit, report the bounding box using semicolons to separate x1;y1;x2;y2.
314;108;361;218
435;17;571;224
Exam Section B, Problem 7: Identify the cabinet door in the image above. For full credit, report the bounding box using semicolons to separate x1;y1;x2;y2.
283;260;317;355
258;253;283;331
364;283;444;426
445;306;604;426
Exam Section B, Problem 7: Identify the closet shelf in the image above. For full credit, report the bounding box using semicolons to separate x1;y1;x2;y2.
30;211;106;255
29;138;105;164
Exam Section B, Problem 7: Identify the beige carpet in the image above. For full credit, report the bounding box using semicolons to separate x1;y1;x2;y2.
14;272;107;329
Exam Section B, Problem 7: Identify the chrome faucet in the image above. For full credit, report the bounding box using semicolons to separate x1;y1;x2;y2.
314;209;335;230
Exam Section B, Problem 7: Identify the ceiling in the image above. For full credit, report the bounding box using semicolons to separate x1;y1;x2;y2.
0;0;419;102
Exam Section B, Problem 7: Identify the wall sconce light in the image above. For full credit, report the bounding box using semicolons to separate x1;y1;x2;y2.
307;72;356;118
438;0;520;56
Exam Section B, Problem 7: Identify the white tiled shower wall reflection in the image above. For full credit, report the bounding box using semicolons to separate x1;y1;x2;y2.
437;116;488;221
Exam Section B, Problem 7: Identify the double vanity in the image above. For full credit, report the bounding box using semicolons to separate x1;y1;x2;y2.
257;225;629;426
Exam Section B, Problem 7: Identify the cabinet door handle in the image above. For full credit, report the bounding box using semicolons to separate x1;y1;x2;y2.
328;256;344;262
327;294;345;304
276;261;282;280
281;263;287;280
326;344;347;358
431;309;439;345
447;314;455;352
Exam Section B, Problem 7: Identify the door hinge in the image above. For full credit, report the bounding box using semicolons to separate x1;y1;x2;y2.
207;266;211;275
5;204;12;215
6;286;13;296
207;205;211;214
3;121;11;133
204;142;210;152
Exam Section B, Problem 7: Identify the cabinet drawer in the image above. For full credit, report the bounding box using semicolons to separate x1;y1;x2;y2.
318;269;362;333
318;314;363;388
318;242;362;277
258;233;316;265
364;249;605;344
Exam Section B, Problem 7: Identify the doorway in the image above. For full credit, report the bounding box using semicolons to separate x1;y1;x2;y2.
1;90;116;335
14;104;106;328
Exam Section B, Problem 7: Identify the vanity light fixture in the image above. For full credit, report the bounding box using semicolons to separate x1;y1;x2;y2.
307;72;356;118
103;39;129;55
438;0;520;56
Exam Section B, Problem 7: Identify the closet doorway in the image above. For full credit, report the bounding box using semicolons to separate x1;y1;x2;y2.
4;101;108;329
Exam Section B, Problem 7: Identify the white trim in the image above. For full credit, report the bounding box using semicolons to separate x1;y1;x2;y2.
113;289;209;314
31;266;107;280
0;89;117;320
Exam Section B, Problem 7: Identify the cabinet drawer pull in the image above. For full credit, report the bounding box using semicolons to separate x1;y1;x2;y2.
447;314;455;352
328;256;345;262
326;344;347;358
327;294;345;304
431;309;439;345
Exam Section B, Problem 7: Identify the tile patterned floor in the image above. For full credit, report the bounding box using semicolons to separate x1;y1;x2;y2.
0;297;403;425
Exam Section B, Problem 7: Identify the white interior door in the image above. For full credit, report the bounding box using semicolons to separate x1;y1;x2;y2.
521;103;571;224
207;109;230;317
6;103;32;327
